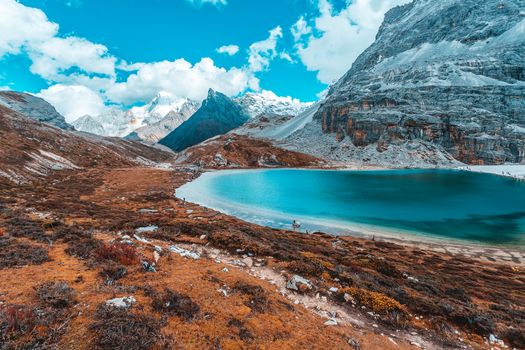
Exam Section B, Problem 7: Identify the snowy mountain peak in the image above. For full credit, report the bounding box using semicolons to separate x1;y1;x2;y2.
71;93;199;141
235;90;313;118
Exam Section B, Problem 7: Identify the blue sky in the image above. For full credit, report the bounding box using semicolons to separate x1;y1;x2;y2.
0;0;408;120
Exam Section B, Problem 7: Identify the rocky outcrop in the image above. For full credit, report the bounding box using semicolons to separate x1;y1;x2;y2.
159;89;250;152
0;91;73;130
0;104;173;184
71;115;106;135
316;0;525;165
176;134;321;168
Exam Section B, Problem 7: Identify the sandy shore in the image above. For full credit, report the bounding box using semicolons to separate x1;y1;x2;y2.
458;164;525;179
178;167;525;266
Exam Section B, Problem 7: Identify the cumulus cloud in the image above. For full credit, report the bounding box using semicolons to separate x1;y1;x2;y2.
0;0;58;58
293;0;411;84
28;36;116;81
216;44;240;56
37;84;107;122
0;0;116;87
3;0;296;114
248;26;283;72
106;57;259;104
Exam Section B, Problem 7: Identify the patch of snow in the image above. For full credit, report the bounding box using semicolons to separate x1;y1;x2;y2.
0;169;28;184
235;90;313;118
259;103;320;140
507;124;525;134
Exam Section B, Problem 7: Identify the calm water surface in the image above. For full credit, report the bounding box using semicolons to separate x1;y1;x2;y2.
176;169;525;245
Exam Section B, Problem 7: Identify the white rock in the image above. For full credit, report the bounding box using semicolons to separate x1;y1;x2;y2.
169;245;200;260
324;318;338;326
135;225;158;234
241;257;253;267
286;275;313;291
106;296;136;309
134;234;150;244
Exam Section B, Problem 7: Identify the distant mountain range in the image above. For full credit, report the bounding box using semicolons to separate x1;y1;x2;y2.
70;92;199;142
67;90;312;143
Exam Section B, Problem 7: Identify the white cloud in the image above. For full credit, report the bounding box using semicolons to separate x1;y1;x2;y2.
290;16;311;42
0;0;116;86
293;0;411;84
37;84;107;122
1;0;298;114
0;86;11;91
248;26;284;72
186;0;227;7
216;44;240;56
106;57;259;104
0;0;58;58
28;36;116;81
279;52;294;63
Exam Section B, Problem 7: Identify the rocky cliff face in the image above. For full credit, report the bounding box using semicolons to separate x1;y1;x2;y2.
159;89;250;152
316;0;525;165
0;91;73;130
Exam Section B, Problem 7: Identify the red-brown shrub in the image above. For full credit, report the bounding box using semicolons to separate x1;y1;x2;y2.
0;305;35;336
95;242;138;266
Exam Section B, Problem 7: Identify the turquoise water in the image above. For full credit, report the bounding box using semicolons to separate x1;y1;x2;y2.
176;169;525;245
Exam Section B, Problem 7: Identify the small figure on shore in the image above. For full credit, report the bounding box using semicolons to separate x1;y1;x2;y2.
292;220;301;231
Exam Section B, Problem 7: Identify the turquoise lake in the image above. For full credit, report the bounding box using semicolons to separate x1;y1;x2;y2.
176;169;525;245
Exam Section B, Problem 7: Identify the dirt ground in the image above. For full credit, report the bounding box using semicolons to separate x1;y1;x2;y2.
0;167;524;349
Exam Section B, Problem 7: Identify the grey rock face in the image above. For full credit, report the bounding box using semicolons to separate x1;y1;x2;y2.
159;89;250;152
0;91;73;130
126;105;197;143
317;0;525;165
71;115;105;135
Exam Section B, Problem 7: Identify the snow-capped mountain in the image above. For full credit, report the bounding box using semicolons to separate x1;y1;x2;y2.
71;115;105;136
235;90;313;118
306;0;525;165
71;92;199;141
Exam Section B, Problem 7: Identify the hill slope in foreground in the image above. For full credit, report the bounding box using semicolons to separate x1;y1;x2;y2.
0;99;524;349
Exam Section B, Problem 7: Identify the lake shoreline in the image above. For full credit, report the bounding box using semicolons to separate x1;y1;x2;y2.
177;167;525;265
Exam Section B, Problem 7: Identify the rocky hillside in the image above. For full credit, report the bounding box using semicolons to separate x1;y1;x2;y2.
314;0;525;165
160;89;250;152
176;134;322;168
0;91;73;130
0;104;173;185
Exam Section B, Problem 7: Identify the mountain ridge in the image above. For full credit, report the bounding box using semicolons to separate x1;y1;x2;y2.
159;89;250;152
313;0;525;165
